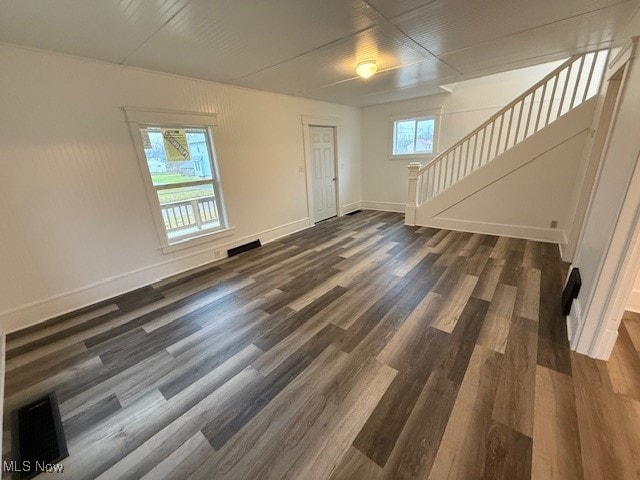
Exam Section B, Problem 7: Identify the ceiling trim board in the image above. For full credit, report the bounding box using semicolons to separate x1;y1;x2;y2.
119;0;199;65
360;0;463;75
428;0;632;58
457;41;614;80
229;25;379;83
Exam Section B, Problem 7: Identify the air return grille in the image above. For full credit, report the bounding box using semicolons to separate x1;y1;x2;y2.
16;393;68;479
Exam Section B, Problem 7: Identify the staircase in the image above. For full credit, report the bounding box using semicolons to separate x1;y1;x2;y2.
406;50;609;229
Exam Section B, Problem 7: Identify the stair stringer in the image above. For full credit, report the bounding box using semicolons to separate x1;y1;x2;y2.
414;98;597;243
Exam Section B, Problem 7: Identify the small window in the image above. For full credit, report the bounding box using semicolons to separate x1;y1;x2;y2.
392;116;437;156
126;109;229;249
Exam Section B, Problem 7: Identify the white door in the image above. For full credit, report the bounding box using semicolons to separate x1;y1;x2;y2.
310;126;337;222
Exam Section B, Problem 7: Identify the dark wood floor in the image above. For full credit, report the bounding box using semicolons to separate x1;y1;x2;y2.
2;211;638;479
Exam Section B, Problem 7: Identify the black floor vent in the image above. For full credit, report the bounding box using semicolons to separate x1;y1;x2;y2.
16;393;68;480
562;267;582;316
228;239;261;257
346;209;362;216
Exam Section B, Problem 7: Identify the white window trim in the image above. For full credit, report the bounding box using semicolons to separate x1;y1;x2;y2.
388;108;442;160
123;107;232;253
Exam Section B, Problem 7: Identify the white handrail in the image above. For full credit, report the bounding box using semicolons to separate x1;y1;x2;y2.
408;49;609;212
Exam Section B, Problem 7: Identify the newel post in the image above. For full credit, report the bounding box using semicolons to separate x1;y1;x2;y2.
405;162;422;226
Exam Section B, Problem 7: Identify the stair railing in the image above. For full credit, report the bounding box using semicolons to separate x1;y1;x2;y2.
407;49;609;214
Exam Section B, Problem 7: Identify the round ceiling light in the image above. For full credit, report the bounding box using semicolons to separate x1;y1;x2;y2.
356;60;377;79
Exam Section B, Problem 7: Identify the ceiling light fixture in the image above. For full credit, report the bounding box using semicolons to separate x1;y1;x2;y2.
356;60;377;79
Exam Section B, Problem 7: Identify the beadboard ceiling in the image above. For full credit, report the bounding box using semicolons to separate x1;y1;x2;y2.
0;0;637;106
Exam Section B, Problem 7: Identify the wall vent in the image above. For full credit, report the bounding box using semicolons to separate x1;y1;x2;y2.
228;240;261;257
16;393;68;480
562;268;582;316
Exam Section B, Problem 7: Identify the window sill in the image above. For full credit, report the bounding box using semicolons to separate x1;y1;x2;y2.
387;153;436;161
161;226;236;254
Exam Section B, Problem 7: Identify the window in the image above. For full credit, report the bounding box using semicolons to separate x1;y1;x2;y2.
125;109;230;250
391;116;437;156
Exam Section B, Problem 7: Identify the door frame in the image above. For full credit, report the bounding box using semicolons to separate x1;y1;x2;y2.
302;115;341;224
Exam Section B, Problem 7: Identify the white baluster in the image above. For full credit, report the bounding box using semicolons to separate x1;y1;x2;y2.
557;62;572;118
486;122;495;166
472;133;479;172
464;141;471;176
191;199;203;229
535;82;547;132
524;90;535;139
504;108;513;151
495;114;504;157
480;128;487;167
546;74;559;126
582;52;597;103
570;55;586;109
515;98;524;143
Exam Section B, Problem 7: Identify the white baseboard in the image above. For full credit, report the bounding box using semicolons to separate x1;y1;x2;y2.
0;218;311;334
419;216;566;244
580;320;618;360
361;200;406;213
567;299;581;347
259;218;312;243
627;289;640;313
592;328;619;360
558;241;571;263
570;298;620;360
340;201;362;215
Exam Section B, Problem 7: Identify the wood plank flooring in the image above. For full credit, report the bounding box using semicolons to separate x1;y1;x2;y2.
2;211;639;479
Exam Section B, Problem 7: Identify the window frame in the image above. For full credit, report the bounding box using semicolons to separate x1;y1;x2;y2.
124;107;233;253
388;108;441;160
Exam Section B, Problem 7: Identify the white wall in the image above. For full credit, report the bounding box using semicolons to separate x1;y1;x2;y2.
627;268;640;313
568;4;640;357
0;43;362;332
570;67;640;327
361;61;563;210
411;97;596;244
436;131;591;243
